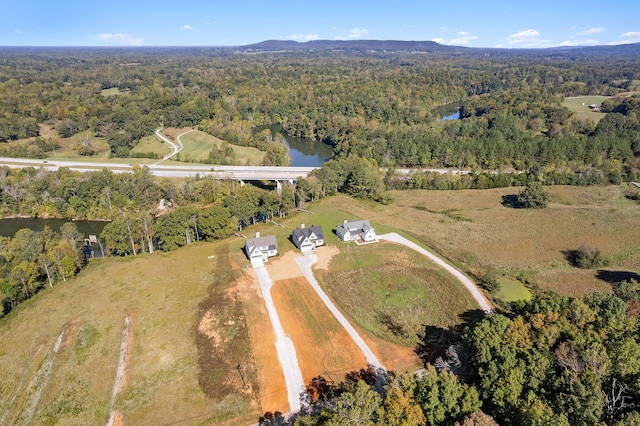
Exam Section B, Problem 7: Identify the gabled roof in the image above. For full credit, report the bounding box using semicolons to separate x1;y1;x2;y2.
292;225;324;244
245;235;278;252
336;219;373;234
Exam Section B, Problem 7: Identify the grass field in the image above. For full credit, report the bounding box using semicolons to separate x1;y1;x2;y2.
0;240;260;426
562;95;610;123
317;241;478;346
496;277;532;303
100;88;128;97
177;130;265;165
130;134;170;157
1;185;638;424
319;185;640;298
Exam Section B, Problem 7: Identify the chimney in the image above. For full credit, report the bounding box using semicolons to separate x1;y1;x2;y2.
256;231;260;238
301;223;305;229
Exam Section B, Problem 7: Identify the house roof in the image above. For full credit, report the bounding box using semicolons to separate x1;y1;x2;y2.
245;235;278;252
336;219;373;234
292;225;324;244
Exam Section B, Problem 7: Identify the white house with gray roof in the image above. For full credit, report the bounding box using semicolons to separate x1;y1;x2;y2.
335;219;376;242
244;232;278;262
291;224;324;251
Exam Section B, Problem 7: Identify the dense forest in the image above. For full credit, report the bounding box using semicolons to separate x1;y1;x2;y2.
283;288;640;426
1;47;639;179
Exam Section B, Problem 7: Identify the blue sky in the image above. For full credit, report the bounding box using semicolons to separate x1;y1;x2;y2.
2;0;639;48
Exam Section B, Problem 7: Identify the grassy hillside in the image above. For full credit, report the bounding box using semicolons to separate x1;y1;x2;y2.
320;185;640;297
0;240;260;426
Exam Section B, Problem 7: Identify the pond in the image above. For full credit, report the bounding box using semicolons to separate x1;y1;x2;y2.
255;124;334;167
432;103;461;121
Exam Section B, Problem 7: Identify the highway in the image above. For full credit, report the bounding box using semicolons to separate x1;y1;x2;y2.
0;157;317;180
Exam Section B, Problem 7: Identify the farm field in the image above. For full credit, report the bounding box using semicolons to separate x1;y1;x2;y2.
562;95;609;123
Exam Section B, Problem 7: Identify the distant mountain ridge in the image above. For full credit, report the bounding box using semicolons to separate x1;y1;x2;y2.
239;39;467;53
239;39;640;55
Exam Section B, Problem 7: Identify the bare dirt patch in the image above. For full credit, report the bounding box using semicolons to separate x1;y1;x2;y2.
315;245;340;270
272;277;367;383
267;250;306;281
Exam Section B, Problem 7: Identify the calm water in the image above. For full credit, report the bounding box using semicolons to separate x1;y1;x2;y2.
255;124;334;167
432;103;461;121
0;217;108;239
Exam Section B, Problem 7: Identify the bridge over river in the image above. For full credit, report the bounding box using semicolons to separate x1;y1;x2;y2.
0;158;317;181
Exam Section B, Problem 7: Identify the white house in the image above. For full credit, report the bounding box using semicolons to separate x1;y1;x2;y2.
291;224;324;251
335;219;376;242
244;232;278;262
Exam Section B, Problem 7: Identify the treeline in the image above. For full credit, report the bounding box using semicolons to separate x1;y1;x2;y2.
285;288;640;426
0;224;84;317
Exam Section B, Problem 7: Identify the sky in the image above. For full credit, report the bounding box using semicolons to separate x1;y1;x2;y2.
2;0;639;48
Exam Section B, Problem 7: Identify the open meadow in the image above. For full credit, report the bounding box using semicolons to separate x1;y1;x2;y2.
320;185;640;298
561;95;610;123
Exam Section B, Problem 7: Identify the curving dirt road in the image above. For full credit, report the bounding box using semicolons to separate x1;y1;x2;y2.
378;233;493;313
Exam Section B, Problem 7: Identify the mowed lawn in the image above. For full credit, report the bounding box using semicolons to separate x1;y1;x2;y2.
319;185;640;297
562;95;610;123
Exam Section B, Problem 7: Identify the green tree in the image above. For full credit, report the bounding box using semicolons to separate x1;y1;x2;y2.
517;181;549;208
326;380;383;426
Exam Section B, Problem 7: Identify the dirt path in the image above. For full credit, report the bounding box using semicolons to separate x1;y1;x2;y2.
107;315;131;426
12;331;64;425
252;263;307;413
295;254;385;374
379;233;493;313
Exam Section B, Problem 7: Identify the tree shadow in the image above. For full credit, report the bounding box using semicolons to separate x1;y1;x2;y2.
596;269;640;284
562;249;580;267
415;309;487;365
501;194;520;208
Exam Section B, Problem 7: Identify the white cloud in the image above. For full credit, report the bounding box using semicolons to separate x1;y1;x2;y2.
559;39;599;46
289;33;320;41
608;31;640;45
181;24;196;31
334;27;370;40
576;27;605;36
89;33;143;46
440;27;447;31
621;31;640;37
348;27;369;38
508;29;540;42
506;29;551;47
433;31;478;45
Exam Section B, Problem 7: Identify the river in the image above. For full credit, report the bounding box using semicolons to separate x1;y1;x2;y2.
255;124;334;167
